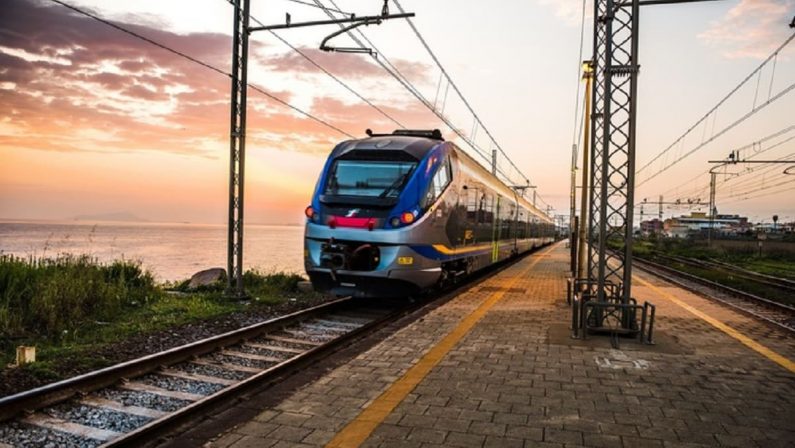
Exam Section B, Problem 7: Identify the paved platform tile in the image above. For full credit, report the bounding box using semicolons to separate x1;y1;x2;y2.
207;243;795;448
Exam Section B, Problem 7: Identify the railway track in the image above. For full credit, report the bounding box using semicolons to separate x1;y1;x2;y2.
633;257;795;333
0;297;403;448
655;254;795;296
0;245;553;448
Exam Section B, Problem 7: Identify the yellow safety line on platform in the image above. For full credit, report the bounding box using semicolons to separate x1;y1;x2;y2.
325;244;559;448
635;275;795;374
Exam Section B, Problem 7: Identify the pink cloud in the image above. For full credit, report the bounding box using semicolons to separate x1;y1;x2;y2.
699;0;795;59
0;0;441;161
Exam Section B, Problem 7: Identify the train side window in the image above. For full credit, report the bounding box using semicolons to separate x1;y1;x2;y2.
517;209;526;239
479;193;493;224
421;156;451;209
501;201;514;239
466;187;479;224
434;159;450;197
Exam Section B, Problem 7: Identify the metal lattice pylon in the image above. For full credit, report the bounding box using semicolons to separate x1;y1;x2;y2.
227;0;250;297
587;0;639;303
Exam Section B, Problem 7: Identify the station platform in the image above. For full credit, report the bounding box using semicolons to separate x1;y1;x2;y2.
205;242;795;448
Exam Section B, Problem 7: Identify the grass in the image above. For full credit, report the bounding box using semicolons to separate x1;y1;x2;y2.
631;236;795;306
0;254;314;384
0;254;160;341
719;257;795;281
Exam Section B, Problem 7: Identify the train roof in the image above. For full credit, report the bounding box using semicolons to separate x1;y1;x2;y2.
331;130;443;161
328;129;553;224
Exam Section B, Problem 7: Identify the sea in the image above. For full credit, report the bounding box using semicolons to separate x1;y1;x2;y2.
0;220;306;282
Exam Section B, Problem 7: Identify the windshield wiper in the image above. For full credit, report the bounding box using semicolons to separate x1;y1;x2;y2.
378;171;412;198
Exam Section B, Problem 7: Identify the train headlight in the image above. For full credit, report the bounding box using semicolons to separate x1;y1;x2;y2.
400;212;415;225
305;206;320;222
390;217;401;227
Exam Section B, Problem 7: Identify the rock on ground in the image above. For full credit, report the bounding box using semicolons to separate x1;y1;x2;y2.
187;268;226;290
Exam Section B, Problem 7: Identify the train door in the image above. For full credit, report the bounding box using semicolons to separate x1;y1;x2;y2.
511;192;519;254
463;186;479;245
491;195;500;262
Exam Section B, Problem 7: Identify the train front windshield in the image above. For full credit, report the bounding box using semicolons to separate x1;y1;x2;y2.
325;160;416;198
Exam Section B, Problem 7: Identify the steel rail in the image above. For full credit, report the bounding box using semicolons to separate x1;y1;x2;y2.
702;257;795;289
0;296;357;422
106;244;554;446
659;254;795;293
0;244;556;447
633;257;795;333
104;300;406;447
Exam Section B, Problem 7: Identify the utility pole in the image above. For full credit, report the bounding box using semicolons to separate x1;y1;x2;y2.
227;0;251;298
576;60;593;283
705;155;795;249
708;172;716;247
569;92;580;274
491;149;497;176
225;0;414;297
587;0;641;304
575;0;721;341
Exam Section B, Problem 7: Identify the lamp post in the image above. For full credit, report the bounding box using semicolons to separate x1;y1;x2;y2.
576;60;593;284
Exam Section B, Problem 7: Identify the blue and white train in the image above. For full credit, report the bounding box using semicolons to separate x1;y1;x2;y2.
304;129;555;298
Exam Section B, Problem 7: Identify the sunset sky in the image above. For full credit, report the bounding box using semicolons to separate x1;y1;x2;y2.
1;0;794;225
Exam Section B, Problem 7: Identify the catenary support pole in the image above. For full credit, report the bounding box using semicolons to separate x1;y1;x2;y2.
227;0;251;298
576;62;593;284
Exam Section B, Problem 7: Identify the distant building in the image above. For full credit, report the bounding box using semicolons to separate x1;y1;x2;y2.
639;218;663;235
662;212;749;238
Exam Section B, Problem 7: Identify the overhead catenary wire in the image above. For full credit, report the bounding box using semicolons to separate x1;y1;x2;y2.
718;153;795;192
665;151;795;211
317;0;489;161
638;79;795;187
659;125;795;197
316;0;553;211
668;151;795;204
391;0;535;187
722;177;795;200
283;0;350;15
310;5;492;162
659;126;795;202
720;183;795;205
222;0;407;129
637;30;795;181
48;0;355;139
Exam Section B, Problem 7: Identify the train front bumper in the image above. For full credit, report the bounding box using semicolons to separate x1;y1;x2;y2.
304;225;441;298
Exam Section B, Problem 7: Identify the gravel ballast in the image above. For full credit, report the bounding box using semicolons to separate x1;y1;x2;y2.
45;403;151;433
176;362;250;381
0;422;100;448
94;388;191;413
207;352;274;369
0;294;336;397
138;374;225;396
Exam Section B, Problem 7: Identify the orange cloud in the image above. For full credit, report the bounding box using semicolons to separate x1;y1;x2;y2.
0;0;443;222
0;0;438;160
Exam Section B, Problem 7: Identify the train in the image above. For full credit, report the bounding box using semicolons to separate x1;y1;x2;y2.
303;129;556;298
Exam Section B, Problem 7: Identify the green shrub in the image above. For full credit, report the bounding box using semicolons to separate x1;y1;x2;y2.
0;254;159;343
243;269;303;294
